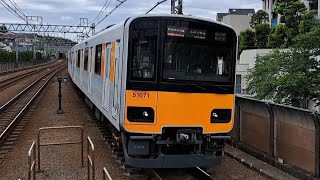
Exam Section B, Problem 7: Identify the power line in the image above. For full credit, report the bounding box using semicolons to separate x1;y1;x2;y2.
95;0;113;24
8;0;25;16
0;0;26;22
91;0;111;23
0;0;27;22
146;0;167;14
95;0;127;27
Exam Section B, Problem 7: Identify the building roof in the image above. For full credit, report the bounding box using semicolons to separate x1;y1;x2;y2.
216;9;255;21
217;13;228;21
228;9;255;15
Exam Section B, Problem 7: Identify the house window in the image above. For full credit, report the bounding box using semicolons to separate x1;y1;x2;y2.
94;44;102;75
236;75;242;94
309;1;318;11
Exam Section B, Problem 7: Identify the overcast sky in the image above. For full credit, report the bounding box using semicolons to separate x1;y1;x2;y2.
0;0;261;40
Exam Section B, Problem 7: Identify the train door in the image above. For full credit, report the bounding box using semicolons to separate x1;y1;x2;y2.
88;47;94;95
102;44;111;110
73;52;76;79
112;41;121;120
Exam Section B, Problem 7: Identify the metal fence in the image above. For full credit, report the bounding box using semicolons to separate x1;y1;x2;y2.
27;141;36;180
0;61;49;72
230;96;320;177
103;167;112;180
87;137;95;180
37;126;84;171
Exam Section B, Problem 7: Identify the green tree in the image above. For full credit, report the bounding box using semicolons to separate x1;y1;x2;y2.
250;10;269;28
299;11;318;34
255;23;271;48
270;0;307;47
239;29;255;55
247;49;320;107
248;23;320;107
269;24;287;48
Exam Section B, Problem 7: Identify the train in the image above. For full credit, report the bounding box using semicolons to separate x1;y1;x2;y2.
68;14;237;168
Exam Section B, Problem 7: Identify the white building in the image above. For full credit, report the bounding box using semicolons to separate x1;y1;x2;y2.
236;49;273;94
262;0;319;27
216;9;255;35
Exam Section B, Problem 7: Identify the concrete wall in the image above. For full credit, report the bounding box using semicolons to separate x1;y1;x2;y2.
238;98;271;154
271;104;317;173
232;96;320;177
221;14;252;36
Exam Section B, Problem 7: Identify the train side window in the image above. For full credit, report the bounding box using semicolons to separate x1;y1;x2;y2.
105;45;110;78
90;47;94;72
77;50;81;68
95;44;102;75
84;48;89;71
81;49;84;69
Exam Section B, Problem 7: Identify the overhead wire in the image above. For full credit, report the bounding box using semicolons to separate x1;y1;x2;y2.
91;0;111;24
8;0;25;16
146;0;167;14
95;0;127;27
94;0;113;24
0;0;26;22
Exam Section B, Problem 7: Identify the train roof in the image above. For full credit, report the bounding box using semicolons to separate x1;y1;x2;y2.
125;13;235;30
73;14;236;48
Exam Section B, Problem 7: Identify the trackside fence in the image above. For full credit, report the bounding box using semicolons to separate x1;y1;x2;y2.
103;167;113;180
0;61;48;72
230;96;320;178
27;141;36;180
87;137;95;180
37;126;84;171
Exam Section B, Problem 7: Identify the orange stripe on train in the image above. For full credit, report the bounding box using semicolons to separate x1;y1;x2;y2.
124;90;234;134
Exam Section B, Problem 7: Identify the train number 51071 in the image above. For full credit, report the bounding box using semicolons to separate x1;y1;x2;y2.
133;92;150;98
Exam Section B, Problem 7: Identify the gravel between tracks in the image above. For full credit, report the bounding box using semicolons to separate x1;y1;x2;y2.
0;69;127;180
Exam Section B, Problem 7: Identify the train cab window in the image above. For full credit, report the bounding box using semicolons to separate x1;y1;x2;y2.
129;20;158;81
77;50;81;68
95;44;102;75
84;48;89;71
162;20;235;83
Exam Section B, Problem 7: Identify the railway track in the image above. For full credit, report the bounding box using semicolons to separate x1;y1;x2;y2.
0;60;56;76
0;63;66;164
81;100;215;180
146;167;215;180
0;62;59;91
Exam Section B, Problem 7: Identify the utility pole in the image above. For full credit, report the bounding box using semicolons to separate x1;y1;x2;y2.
15;37;19;68
171;0;183;14
33;25;36;63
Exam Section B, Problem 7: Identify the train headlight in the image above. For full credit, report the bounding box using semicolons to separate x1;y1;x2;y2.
143;111;149;117
127;107;154;123
210;109;232;123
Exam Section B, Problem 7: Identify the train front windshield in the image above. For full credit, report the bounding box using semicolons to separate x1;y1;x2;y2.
128;18;237;91
163;20;235;83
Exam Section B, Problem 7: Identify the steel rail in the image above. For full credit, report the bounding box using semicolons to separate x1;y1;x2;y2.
0;65;66;142
192;167;215;180
0;60;57;76
0;67;49;90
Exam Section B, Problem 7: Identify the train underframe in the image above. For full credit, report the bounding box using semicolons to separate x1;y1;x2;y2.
121;128;228;168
